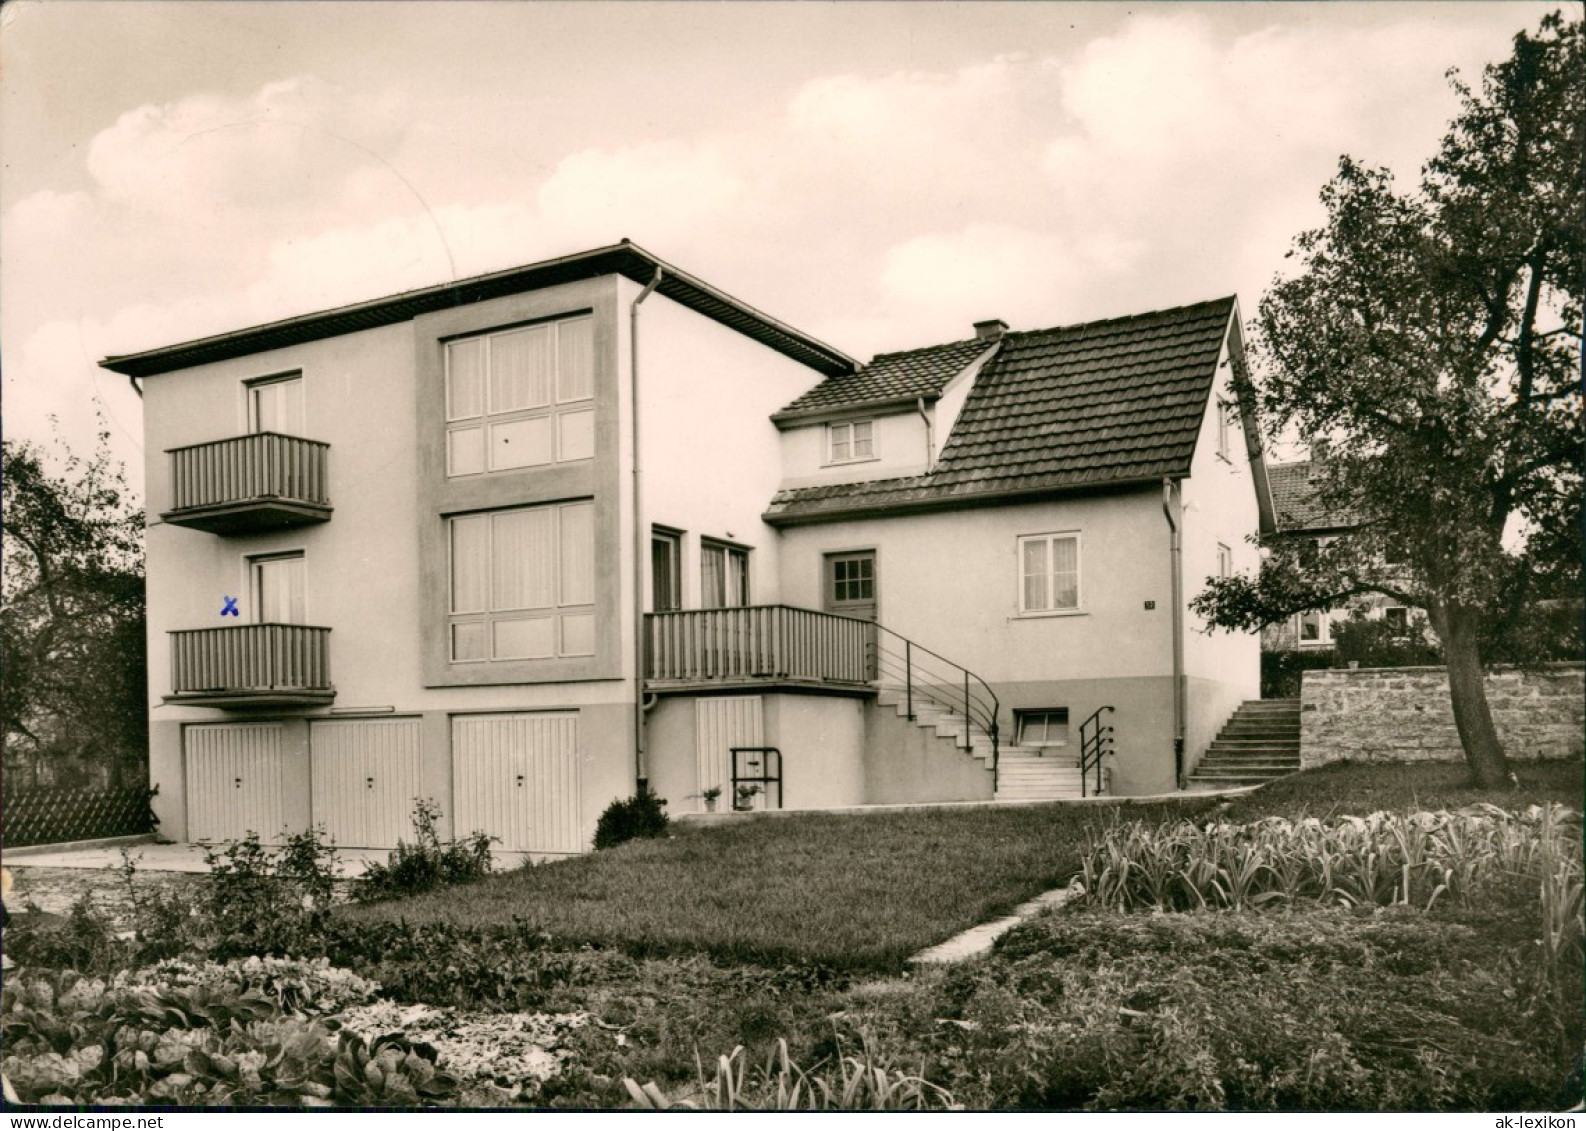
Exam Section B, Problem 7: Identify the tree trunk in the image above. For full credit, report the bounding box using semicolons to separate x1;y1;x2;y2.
1438;606;1514;789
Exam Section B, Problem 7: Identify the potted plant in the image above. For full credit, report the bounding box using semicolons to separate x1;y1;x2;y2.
734;783;762;812
701;786;722;813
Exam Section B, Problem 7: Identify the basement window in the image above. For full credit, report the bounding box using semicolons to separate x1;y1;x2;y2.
1016;709;1070;747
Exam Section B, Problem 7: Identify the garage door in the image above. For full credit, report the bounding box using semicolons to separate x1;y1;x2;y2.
186;722;285;843
310;718;425;848
453;713;581;854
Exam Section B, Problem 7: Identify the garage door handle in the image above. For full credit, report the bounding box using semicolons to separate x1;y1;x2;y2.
366;777;375;789
234;778;243;788
516;774;525;787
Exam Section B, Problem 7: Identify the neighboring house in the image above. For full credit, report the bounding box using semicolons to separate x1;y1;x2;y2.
102;241;1272;855
1260;456;1408;653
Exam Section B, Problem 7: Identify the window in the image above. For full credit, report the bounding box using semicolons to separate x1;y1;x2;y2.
1017;709;1069;746
448;501;595;662
1297;609;1332;647
651;529;681;612
830;555;874;603
1383;606;1408;630
701;540;749;608
1217;543;1233;578
1217;401;1237;460
251;552;305;624
827;420;876;463
1018;532;1080;614
445;315;595;477
248;374;304;436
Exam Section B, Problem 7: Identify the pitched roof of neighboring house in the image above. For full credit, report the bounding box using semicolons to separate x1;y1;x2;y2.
774;337;992;418
1267;460;1354;533
765;296;1240;525
100;240;857;379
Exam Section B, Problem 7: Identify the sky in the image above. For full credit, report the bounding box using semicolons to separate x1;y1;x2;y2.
0;0;1558;501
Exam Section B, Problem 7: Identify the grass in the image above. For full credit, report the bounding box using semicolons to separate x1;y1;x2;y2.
342;759;1582;972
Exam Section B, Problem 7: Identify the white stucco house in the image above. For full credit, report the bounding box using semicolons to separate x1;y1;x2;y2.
102;241;1274;855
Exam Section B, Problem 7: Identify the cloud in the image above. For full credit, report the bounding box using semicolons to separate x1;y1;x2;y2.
536;141;746;251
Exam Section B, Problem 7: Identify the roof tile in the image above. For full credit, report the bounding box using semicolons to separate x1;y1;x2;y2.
776;337;991;414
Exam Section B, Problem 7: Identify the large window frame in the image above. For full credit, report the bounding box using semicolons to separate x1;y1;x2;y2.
247;373;305;437
448;500;596;663
1017;531;1081;616
1297;608;1333;648
249;551;306;625
700;539;750;608
827;419;877;464
444;314;595;478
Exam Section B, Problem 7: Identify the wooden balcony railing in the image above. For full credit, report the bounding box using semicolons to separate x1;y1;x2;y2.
168;624;334;707
644;605;871;687
163;432;331;534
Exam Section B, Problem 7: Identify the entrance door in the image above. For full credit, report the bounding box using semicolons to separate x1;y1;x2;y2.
825;551;877;678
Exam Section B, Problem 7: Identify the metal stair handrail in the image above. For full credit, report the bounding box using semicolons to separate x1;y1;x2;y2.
1078;705;1115;797
864;621;1001;790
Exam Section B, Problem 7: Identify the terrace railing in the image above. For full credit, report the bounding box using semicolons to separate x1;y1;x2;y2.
645;604;870;686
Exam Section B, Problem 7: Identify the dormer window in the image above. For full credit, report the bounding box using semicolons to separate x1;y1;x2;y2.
828;420;876;464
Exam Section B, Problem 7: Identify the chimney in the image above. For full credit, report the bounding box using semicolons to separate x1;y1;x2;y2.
973;318;1008;342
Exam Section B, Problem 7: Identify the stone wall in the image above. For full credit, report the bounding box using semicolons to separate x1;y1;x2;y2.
1300;663;1584;768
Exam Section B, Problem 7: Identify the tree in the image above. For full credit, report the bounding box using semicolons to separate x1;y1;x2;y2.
1;431;147;788
1193;13;1583;788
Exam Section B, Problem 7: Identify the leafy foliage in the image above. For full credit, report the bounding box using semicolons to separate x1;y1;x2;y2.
592;786;670;850
1194;14;1584;784
1329;609;1443;669
201;828;342;959
1;433;146;789
351;799;496;903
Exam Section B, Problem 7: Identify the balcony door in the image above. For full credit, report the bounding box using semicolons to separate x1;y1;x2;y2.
252;553;306;624
825;551;877;679
249;375;305;437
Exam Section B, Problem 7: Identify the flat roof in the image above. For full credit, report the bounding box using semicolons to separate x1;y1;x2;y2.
100;240;858;379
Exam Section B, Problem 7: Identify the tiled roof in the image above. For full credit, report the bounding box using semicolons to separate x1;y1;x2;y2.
765;297;1236;524
776;337;991;416
1267;461;1352;532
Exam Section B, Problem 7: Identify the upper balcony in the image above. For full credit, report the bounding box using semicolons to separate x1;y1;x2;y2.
166;623;334;708
163;433;331;534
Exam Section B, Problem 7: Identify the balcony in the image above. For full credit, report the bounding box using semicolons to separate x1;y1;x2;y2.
163;433;331;534
167;624;334;708
644;605;871;692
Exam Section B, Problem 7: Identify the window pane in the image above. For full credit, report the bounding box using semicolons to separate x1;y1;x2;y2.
451;621;487;662
447;425;484;477
557;317;594;402
450;516;488;613
251;378;305;436
560;612;595;656
491;508;555;610
489;415;553;470
446;339;486;420
701;545;724;607
559;503;594;606
726;548;749;606
853;420;874;458
830;423;850;461
558;408;594;462
489;325;554;413
652;535;679;611
1022;539;1049;610
493;616;555;660
254;555;305;623
1051;537;1079;609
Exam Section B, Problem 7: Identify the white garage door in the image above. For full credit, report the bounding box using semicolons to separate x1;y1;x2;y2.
186;722;285;843
310;718;425;848
453;713;582;854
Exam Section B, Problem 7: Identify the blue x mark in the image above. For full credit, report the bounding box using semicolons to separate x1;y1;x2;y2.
220;596;240;617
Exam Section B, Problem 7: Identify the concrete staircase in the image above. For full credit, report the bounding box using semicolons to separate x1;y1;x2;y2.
875;687;1094;801
1185;698;1302;790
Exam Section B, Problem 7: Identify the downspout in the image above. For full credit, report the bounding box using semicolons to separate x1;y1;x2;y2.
1162;478;1186;788
915;397;934;471
631;267;663;790
127;376;143;399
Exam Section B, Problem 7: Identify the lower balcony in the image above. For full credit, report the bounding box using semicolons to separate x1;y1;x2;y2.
644;605;871;693
167;624;334;708
163;433;332;535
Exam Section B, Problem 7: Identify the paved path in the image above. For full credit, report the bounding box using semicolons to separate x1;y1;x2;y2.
908;883;1078;965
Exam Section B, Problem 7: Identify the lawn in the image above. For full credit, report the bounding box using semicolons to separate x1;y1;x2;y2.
343;759;1583;972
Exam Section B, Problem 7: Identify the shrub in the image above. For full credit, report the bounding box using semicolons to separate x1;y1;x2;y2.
593;787;669;850
202;828;341;959
1331;611;1442;668
351;799;496;904
1260;648;1337;697
4;892;130;976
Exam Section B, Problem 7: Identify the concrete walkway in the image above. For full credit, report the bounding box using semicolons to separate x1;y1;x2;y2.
3;841;391;877
908;882;1079;965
